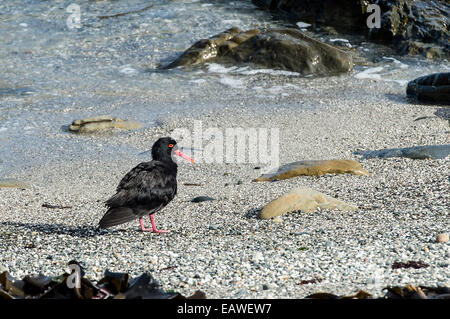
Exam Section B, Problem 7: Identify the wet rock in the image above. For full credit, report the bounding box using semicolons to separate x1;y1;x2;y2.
165;27;353;76
254;159;369;182
406;73;450;105
68;115;142;133
164;27;259;68
369;1;450;59
191;196;216;203
437;233;449;243
252;0;450;59
356;144;450;160
222;28;353;75
252;0;366;30
0;178;30;189
259;186;358;219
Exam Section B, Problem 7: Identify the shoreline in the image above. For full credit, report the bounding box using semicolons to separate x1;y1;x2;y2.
1;75;449;298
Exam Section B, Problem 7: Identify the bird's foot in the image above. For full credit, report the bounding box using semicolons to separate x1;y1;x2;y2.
139;227;169;233
148;214;169;234
139;217;169;233
152;229;169;234
139;218;154;232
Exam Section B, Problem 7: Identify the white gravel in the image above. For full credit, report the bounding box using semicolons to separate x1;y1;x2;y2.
0;76;449;298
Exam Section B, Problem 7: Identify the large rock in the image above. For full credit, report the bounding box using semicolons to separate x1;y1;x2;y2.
254;159;369;182
222;28;353;75
252;0;367;30
260;186;357;219
369;0;449;59
357;144;450;160
68;115;142;133
252;0;449;59
164;28;353;76
406;73;450;105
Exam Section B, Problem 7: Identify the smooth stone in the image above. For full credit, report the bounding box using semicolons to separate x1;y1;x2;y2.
437;233;449;243
260;186;357;219
254;159;369;182
68;116;142;133
112;119;142;130
191;196;216;203
356;144;450;160
0;178;30;189
72;115;113;125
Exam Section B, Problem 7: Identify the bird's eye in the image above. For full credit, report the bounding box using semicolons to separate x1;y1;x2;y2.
168;144;174;148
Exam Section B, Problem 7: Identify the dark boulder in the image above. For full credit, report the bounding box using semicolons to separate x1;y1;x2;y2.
252;0;367;30
252;0;450;59
369;0;449;59
406;73;450;104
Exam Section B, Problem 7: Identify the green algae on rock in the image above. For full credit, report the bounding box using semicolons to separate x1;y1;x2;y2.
260;187;357;219
254;160;369;182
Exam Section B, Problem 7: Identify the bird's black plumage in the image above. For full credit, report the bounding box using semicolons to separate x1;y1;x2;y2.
99;137;178;229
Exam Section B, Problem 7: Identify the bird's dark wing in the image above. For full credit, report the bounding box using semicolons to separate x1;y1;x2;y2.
105;161;177;210
98;207;137;229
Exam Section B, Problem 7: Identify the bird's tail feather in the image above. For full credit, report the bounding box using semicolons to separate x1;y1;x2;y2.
98;207;137;229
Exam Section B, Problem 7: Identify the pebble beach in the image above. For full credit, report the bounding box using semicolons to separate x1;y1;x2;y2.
0;0;449;299
1;75;449;298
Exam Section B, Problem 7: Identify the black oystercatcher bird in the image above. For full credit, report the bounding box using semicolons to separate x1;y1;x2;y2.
98;137;194;233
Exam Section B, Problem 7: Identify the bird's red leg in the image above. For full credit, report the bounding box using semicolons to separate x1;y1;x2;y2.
139;217;153;232
149;214;169;233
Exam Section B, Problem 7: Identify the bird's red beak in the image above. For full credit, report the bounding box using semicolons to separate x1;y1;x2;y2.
174;149;195;163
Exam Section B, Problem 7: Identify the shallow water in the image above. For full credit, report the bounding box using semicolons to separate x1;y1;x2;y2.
0;0;448;174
